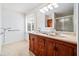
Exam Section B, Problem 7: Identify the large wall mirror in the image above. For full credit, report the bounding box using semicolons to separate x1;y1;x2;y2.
45;3;74;32
55;15;74;32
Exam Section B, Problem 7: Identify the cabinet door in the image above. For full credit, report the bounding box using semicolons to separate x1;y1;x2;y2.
29;34;39;55
46;39;55;56
38;37;46;56
55;43;74;56
29;34;31;50
33;37;38;55
29;34;34;52
74;47;77;56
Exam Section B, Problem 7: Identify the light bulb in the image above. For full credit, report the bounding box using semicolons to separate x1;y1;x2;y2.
51;3;59;8
40;9;45;13
43;7;48;11
59;19;64;22
47;4;53;10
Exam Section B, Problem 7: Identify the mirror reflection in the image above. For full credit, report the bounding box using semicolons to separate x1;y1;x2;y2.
45;3;74;32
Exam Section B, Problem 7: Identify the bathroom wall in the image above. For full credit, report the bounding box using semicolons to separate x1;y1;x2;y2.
72;3;78;55
25;4;49;31
2;8;25;44
74;3;78;32
25;10;45;40
77;4;79;56
36;11;45;29
0;4;2;26
73;4;78;56
78;3;79;56
26;8;46;31
0;3;2;55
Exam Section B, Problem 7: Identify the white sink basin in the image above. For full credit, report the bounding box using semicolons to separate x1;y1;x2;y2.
49;33;71;38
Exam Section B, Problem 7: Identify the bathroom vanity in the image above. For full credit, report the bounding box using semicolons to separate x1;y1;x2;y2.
29;32;77;56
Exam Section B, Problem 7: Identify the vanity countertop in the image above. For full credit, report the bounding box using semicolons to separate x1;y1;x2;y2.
29;31;77;44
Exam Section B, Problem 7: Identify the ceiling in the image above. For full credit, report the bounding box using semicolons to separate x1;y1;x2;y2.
55;3;74;17
2;3;74;16
2;3;43;14
46;3;74;17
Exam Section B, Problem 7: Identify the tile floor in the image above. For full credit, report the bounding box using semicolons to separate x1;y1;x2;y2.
1;40;34;56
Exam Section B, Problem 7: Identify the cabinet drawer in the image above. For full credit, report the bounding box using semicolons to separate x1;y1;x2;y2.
55;43;74;56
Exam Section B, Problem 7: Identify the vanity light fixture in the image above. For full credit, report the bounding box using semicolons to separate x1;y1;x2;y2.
59;18;64;22
51;3;59;8
40;3;58;13
47;4;53;10
40;9;45;13
43;7;49;12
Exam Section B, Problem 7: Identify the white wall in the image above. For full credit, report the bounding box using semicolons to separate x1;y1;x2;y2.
73;3;78;56
2;8;24;44
73;4;78;55
74;4;78;32
77;3;79;56
0;4;1;26
25;10;45;41
26;10;46;31
0;3;2;55
26;4;48;31
36;11;45;30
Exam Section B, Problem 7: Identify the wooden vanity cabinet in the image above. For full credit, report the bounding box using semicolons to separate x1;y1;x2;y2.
45;39;55;56
29;34;46;56
38;36;46;56
29;34;39;55
55;42;73;56
34;37;39;55
29;34;34;52
29;33;77;56
55;40;77;56
45;38;77;56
